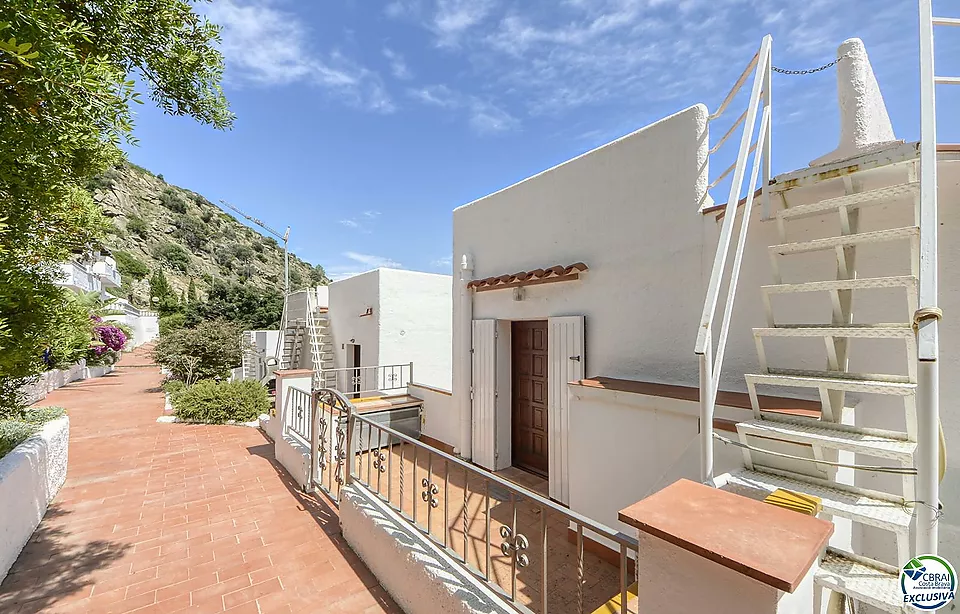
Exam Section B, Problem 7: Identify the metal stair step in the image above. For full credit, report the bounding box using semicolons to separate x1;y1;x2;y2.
815;550;906;613
754;324;914;339
762;275;917;295
725;470;912;534
778;182;919;221
746;373;916;396
736;418;915;462
770;226;918;256
764;367;912;385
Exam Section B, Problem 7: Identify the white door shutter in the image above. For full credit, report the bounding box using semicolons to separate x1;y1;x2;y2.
471;319;498;470
548;316;584;504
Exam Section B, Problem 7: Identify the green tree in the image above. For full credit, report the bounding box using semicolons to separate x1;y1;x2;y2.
153;319;245;382
126;216;148;236
113;250;150;280
288;266;303;289
184;281;283;330
152;242;191;273
308;265;329;286
187;279;198;303
0;0;232;415
149;269;179;316
174;214;209;251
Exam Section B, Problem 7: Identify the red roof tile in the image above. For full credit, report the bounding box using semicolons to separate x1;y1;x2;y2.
467;262;588;292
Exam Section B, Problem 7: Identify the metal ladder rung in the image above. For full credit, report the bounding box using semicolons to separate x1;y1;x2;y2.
935;75;960;85
933;16;960;26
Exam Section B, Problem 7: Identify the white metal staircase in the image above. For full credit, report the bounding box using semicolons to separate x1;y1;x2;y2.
305;295;336;389
696;7;952;610
280;318;307;370
728;157;923;612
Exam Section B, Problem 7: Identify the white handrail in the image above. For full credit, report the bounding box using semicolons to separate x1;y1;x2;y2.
695;35;771;355
917;0;945;557
713;107;770;391
695;35;773;483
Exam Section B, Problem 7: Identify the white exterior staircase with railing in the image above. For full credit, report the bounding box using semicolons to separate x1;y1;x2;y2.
724;157;923;612
306;296;336;389
276;289;337;389
696;5;954;611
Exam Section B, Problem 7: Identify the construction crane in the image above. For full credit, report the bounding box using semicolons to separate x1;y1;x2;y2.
220;199;291;297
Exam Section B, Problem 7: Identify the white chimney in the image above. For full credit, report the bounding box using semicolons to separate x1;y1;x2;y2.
811;38;901;166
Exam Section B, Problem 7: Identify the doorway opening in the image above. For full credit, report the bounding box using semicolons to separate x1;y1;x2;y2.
510;320;549;478
346;343;361;398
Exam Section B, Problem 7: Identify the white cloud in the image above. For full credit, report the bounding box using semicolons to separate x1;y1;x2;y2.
343;251;402;268
431;255;453;269
469;101;519;134
408;85;460;108
326;251;403;280
407;85;518;134
432;0;498;46
339;211;381;233
206;0;394;112
385;0;909;127
383;48;413;80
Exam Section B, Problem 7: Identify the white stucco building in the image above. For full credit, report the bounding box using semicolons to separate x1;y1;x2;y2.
55;251;159;348
410;34;960;614
264;268;452;394
328;268;452;392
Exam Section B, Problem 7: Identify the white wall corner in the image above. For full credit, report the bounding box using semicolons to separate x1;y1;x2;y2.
811;38;900;166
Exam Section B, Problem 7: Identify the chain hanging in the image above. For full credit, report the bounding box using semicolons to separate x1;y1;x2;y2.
772;53;850;75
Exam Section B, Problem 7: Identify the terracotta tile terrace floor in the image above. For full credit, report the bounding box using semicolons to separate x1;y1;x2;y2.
0;345;399;614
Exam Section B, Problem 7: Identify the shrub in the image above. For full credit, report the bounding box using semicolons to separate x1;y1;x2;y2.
86;349;120;366
160;187;187;213
159;313;186;336
86;166;122;191
162;379;187;400
153;319;245;382
174;214;209;251
172;380;270;424
152;243;190;273
94;324;127;352
114;250;150;280
0;420;37;458
23;406;66;424
231;244;254;264
126;215;148;236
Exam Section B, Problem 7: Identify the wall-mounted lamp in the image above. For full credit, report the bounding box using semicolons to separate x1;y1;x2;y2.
513;287;525;302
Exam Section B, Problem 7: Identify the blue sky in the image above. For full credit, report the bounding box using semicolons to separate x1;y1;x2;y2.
122;0;960;280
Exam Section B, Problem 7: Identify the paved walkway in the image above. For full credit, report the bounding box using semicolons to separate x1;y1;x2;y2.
0;346;399;614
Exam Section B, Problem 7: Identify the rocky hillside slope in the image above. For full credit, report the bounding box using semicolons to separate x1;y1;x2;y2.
90;163;326;306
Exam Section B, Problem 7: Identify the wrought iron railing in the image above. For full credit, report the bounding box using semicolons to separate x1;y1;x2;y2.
284;386;314;447
304;387;638;614
694;35;772;484
318;363;413;398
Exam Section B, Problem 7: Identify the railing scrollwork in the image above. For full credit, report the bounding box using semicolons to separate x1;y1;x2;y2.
499;526;530;568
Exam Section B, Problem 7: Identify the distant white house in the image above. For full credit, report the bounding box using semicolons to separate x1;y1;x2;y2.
55;251;158;347
259;267;452;394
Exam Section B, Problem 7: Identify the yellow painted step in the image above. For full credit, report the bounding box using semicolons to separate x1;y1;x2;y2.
592;581;638;614
764;488;822;516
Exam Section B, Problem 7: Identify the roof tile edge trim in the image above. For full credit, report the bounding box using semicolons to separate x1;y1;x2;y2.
467;263;588;292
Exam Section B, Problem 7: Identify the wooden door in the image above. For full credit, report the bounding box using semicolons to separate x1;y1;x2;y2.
512;320;549;476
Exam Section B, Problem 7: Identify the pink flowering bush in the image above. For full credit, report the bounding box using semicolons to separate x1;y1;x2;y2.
94;325;127;353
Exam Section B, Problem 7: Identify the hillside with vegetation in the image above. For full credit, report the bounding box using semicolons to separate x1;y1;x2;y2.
90;162;327;310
